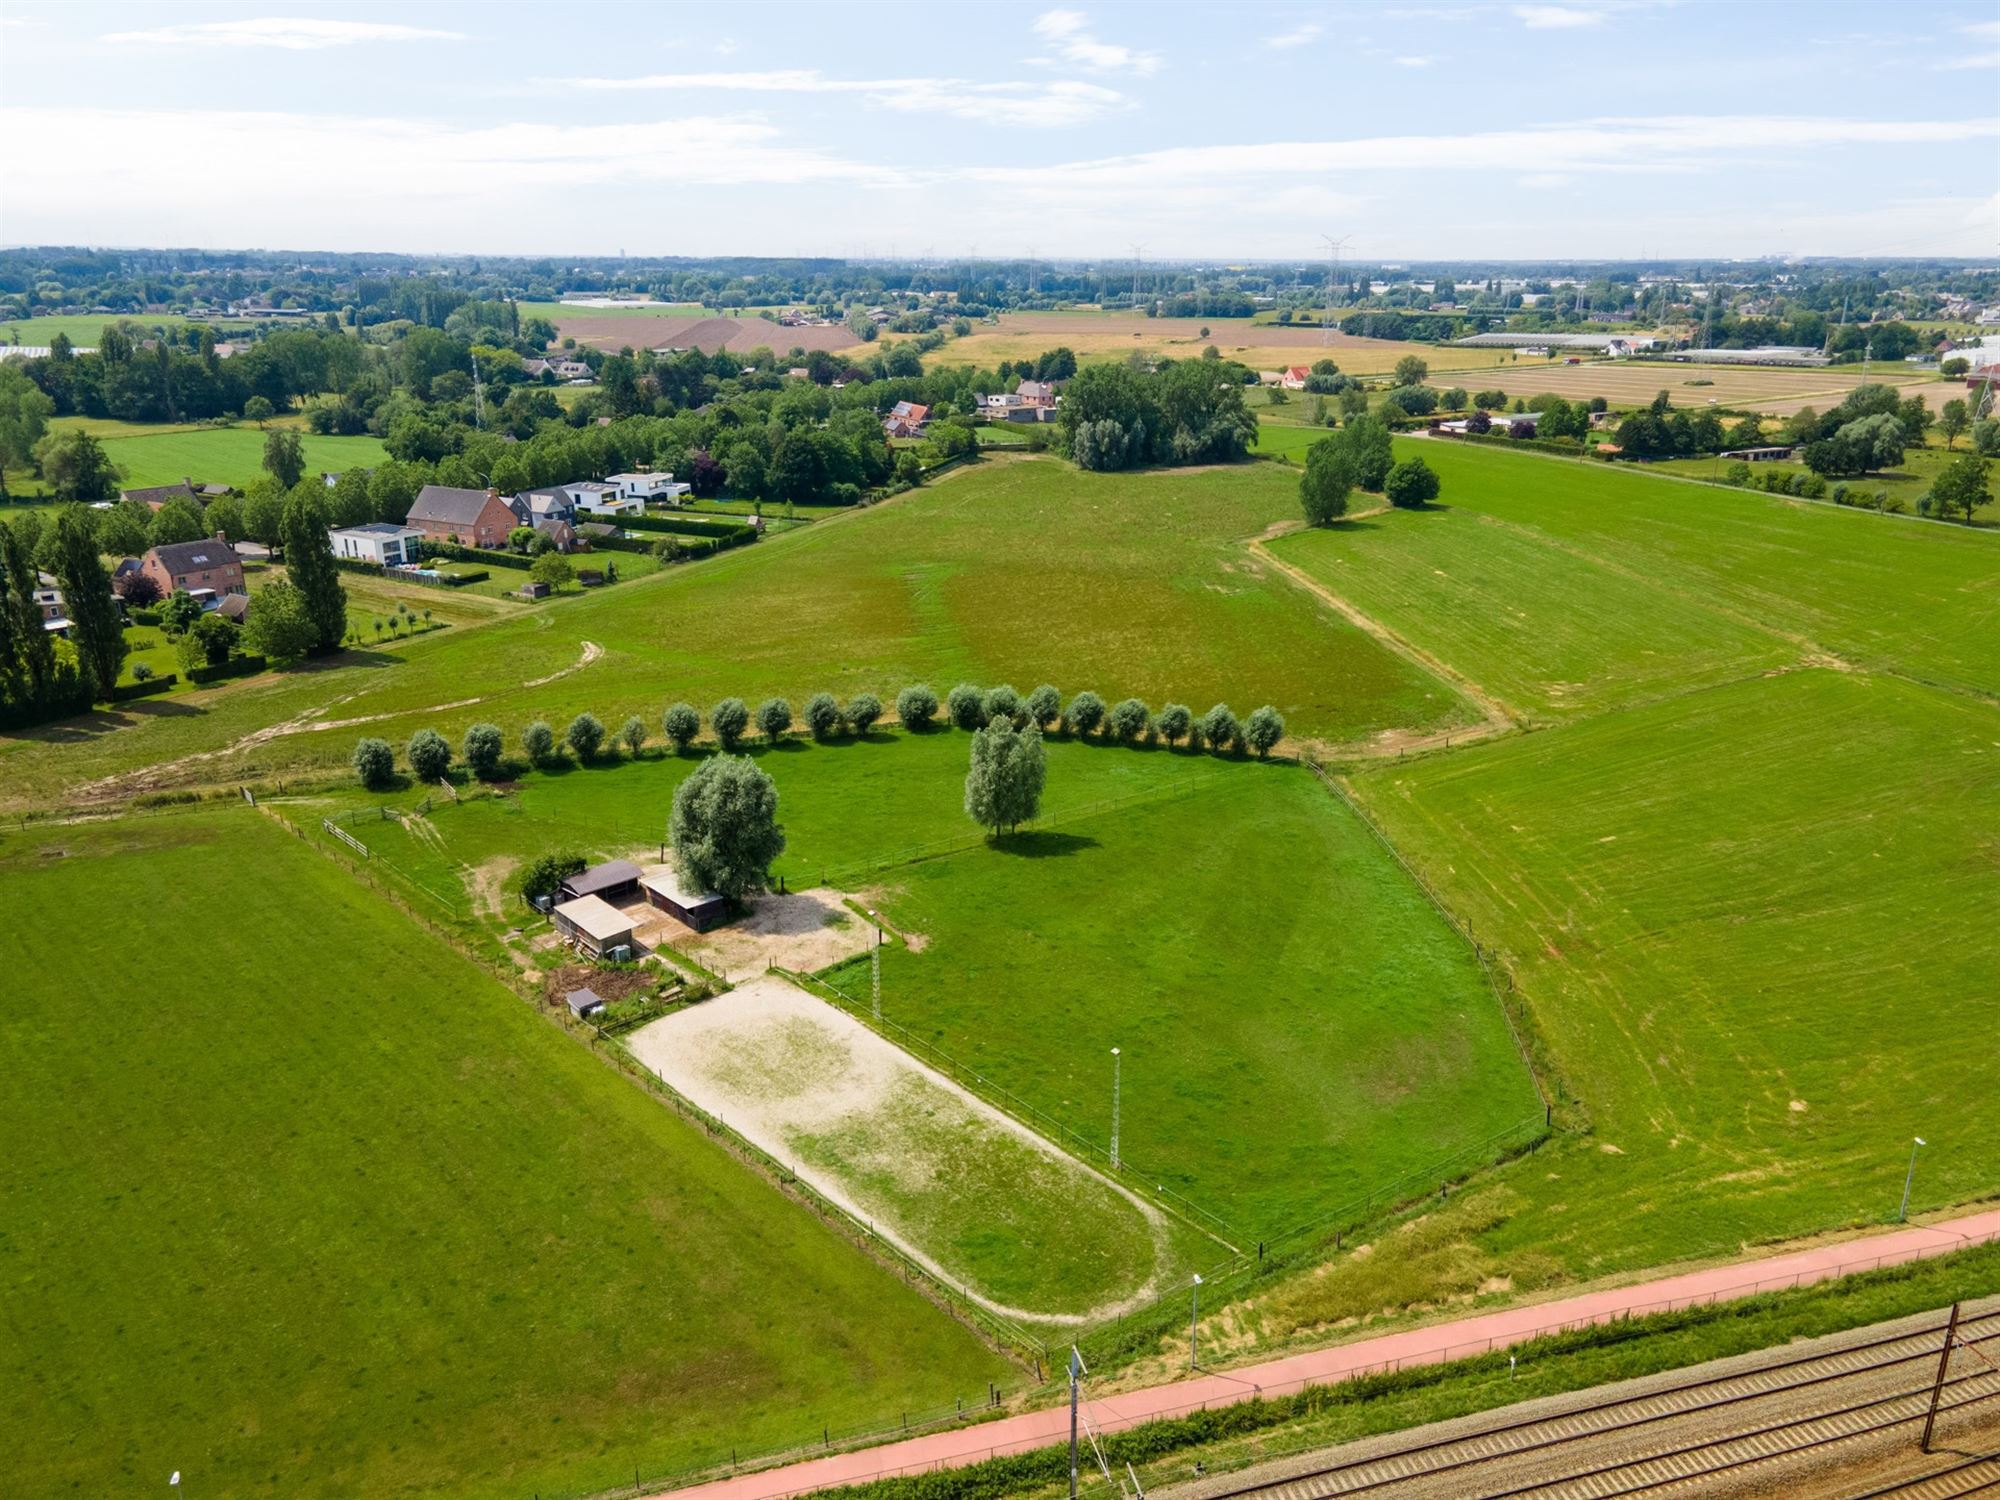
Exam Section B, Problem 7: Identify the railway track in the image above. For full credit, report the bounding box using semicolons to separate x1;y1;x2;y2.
1190;1304;2000;1500
1847;1450;2000;1498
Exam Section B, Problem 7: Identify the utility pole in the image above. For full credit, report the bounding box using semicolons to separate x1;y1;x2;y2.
1068;1347;1083;1500
1321;234;1350;345
1109;1048;1121;1170
1921;1301;1961;1452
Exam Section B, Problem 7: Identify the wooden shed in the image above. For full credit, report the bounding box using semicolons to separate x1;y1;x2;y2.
642;869;730;933
558;859;642;906
551;894;635;959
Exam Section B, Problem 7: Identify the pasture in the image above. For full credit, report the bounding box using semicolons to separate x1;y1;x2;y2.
630;978;1216;1326
0;311;255;348
8;416;388;494
0;456;1474;812
1271;438;2000;715
919;309;1510;376
1352;668;2000;1280
0;807;1007;1500
298;732;1542;1240
1418;357;1939;414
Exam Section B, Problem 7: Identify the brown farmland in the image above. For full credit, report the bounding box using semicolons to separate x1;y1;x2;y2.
557;314;863;356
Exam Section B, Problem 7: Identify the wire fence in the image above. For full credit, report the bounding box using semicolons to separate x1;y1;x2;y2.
635;1234;2000;1500
587;1029;1051;1369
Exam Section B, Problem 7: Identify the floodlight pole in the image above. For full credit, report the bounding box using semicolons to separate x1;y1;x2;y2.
1189;1273;1203;1371
1068;1347;1083;1500
1900;1136;1926;1222
1110;1047;1121;1170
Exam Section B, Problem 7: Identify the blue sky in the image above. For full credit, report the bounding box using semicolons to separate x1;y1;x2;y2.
1;0;1995;260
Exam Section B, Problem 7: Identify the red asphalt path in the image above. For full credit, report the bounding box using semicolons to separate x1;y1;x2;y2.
654;1208;2000;1500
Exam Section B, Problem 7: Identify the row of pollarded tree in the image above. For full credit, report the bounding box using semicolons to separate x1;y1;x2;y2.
350;684;1289;791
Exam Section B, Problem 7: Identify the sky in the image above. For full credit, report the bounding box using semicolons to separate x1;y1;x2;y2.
0;0;1996;262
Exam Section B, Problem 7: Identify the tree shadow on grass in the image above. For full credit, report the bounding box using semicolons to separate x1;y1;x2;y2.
990;829;1099;859
4;698;208;746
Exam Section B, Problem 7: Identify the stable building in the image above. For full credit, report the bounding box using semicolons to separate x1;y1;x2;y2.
558;859;642;906
642;869;730;932
551;895;635;961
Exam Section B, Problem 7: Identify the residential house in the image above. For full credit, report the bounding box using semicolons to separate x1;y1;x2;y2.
567;481;643;518
535;518;579;553
121;480;203;511
1016;379;1061;406
329;522;424;567
884;400;930;439
511;487;577;527
1279;366;1311;391
139;535;246;601
605;472;691;504
406;485;518;549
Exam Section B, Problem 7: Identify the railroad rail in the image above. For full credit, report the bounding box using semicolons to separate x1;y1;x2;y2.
1194;1305;2000;1500
1847;1451;2000;1499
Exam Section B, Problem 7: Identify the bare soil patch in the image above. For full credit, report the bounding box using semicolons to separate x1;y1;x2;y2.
632;879;876;975
557;314;860;356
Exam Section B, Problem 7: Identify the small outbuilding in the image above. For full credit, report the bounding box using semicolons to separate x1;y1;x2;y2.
558;859;642;905
552;894;636;960
565;987;607;1020
643;869;730;932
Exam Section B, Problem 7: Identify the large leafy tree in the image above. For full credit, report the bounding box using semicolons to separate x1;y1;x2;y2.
670;754;786;901
1929;455;1990;524
278;488;348;651
150;498;206;546
0;365;55;498
50;505;125;697
0;520;57;709
1299;438;1354;526
34;429;122;501
242;578;316;662
263;427;306;489
963;715;1046;836
1334;414;1395;490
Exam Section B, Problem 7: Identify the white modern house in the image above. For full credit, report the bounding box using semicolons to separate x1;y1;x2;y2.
567;481;644;518
329;522;425;567
605;472;693;503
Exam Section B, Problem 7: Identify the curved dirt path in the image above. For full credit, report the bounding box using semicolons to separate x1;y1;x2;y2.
522;639;602;687
1247;533;1520;754
650;1206;2000;1500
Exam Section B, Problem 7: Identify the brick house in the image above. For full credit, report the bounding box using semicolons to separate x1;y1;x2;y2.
406;485;518;549
122;480;203;511
140;534;246;600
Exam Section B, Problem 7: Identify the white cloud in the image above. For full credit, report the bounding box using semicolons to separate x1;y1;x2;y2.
1512;5;1604;28
559;69;1127;126
1395;55;1434;67
1029;9;1162;75
1518;172;1574;188
1937;52;2000;69
1263;22;1323;49
101;17;464;48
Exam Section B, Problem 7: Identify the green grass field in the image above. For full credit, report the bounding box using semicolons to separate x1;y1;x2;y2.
0;456;1472;813
1269;438;2000;716
0;312;257;348
0;807;1008;1499
1350;668;2000;1279
297;732;1541;1239
45;419;387;492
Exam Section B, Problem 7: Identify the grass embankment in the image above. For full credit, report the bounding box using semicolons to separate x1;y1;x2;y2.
302;733;1542;1243
0;807;1009;1500
0;456;1473;812
824;1241;2000;1500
